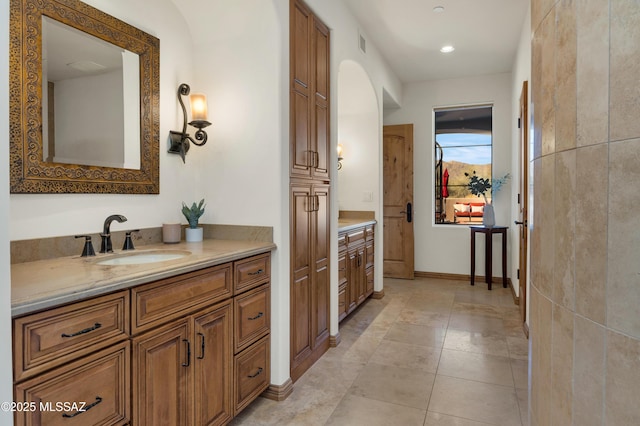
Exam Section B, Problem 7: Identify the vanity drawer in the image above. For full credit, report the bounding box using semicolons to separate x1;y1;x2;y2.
347;229;365;245
132;263;232;334
234;336;270;415
234;253;270;294
337;233;347;251
234;284;270;353
13;291;129;381
14;340;130;426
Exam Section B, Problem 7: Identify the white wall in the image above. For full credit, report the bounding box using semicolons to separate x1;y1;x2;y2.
337;60;379;212
385;73;514;278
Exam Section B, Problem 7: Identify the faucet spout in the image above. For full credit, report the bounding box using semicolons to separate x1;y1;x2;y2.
100;214;127;253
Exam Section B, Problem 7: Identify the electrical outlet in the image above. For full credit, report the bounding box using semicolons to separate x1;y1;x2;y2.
363;191;373;202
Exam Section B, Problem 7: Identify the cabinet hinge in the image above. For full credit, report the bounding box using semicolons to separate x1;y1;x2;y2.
517;269;520;279
518;117;521;129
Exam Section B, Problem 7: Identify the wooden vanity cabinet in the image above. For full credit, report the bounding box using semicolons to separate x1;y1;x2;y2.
13;251;272;426
338;223;375;322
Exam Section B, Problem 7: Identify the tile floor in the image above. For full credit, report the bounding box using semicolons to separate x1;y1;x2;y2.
232;276;529;426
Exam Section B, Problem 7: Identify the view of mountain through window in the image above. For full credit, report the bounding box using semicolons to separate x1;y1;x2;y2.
434;105;492;225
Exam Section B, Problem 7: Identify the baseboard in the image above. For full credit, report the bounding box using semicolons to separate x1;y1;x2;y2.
329;332;341;347
262;378;293;401
371;289;385;299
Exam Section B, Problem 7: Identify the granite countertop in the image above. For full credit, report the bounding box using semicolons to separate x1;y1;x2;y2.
337;218;377;233
11;239;276;317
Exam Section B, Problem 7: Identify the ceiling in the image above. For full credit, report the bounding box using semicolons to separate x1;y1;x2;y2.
343;0;529;84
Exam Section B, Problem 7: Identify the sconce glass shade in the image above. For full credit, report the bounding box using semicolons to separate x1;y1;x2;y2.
189;93;209;123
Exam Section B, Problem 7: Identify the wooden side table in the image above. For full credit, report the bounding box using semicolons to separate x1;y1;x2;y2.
470;226;508;290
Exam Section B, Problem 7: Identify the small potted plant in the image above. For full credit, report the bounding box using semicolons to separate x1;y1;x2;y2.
182;199;206;242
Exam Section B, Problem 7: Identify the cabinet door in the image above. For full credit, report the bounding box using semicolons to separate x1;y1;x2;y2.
290;184;312;370
133;319;192;426
194;302;233;426
312;184;330;346
290;0;312;179
311;17;330;180
347;247;359;313
365;267;374;297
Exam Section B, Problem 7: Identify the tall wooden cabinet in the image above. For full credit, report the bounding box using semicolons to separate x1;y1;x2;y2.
290;0;331;383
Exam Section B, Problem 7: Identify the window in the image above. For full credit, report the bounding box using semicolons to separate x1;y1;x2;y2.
434;105;492;225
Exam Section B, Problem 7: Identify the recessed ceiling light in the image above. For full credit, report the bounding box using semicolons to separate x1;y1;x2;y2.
433;6;445;13
440;45;455;53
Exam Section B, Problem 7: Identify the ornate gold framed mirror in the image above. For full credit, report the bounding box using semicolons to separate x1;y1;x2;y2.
9;0;160;193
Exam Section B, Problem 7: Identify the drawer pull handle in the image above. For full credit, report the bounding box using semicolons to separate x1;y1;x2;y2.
248;312;264;321
248;268;264;276
61;322;102;338
61;396;102;418
182;339;191;367
248;367;263;378
197;332;205;360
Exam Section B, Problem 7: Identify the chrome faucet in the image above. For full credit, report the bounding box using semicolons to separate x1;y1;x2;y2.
100;214;127;253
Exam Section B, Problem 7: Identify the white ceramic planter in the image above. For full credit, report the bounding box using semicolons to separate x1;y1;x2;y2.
185;227;203;242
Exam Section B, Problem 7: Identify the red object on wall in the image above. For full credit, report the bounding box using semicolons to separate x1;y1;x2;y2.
442;168;449;198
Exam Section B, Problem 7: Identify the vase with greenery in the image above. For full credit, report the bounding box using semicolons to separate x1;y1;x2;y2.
182;199;205;242
464;171;510;227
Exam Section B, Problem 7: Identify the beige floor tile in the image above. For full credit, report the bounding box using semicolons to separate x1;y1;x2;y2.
507;336;529;360
369;339;442;373
425;411;495;425
397;309;451;328
444;328;510;357
448;313;506;334
510;358;529;390
428;375;522;426
437;349;515;387
349;362;435;409
384;321;448;348
452;302;504;319
326;393;427;426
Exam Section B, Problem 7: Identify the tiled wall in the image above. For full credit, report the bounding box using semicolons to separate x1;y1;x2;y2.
529;0;640;424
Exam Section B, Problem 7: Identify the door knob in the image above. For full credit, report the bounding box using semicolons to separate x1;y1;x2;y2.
514;220;527;226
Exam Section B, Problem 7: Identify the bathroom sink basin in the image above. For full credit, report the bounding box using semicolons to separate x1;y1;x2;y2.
96;250;191;266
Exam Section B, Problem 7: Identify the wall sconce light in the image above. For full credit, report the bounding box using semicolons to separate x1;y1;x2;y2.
337;144;344;170
168;83;211;163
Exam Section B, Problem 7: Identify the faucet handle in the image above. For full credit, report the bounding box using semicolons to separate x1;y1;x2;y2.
75;235;96;257
122;230;140;251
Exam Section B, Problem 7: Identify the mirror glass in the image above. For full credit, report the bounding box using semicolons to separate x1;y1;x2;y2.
10;0;159;194
42;16;140;169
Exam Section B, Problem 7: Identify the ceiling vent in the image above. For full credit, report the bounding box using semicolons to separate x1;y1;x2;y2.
359;32;366;54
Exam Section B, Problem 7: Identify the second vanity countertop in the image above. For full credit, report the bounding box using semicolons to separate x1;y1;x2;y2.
337;218;376;233
11;239;276;318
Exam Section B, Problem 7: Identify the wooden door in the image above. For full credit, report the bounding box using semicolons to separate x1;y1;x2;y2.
290;184;312;373
517;81;529;329
133;319;192;426
193;302;233;426
383;124;415;279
